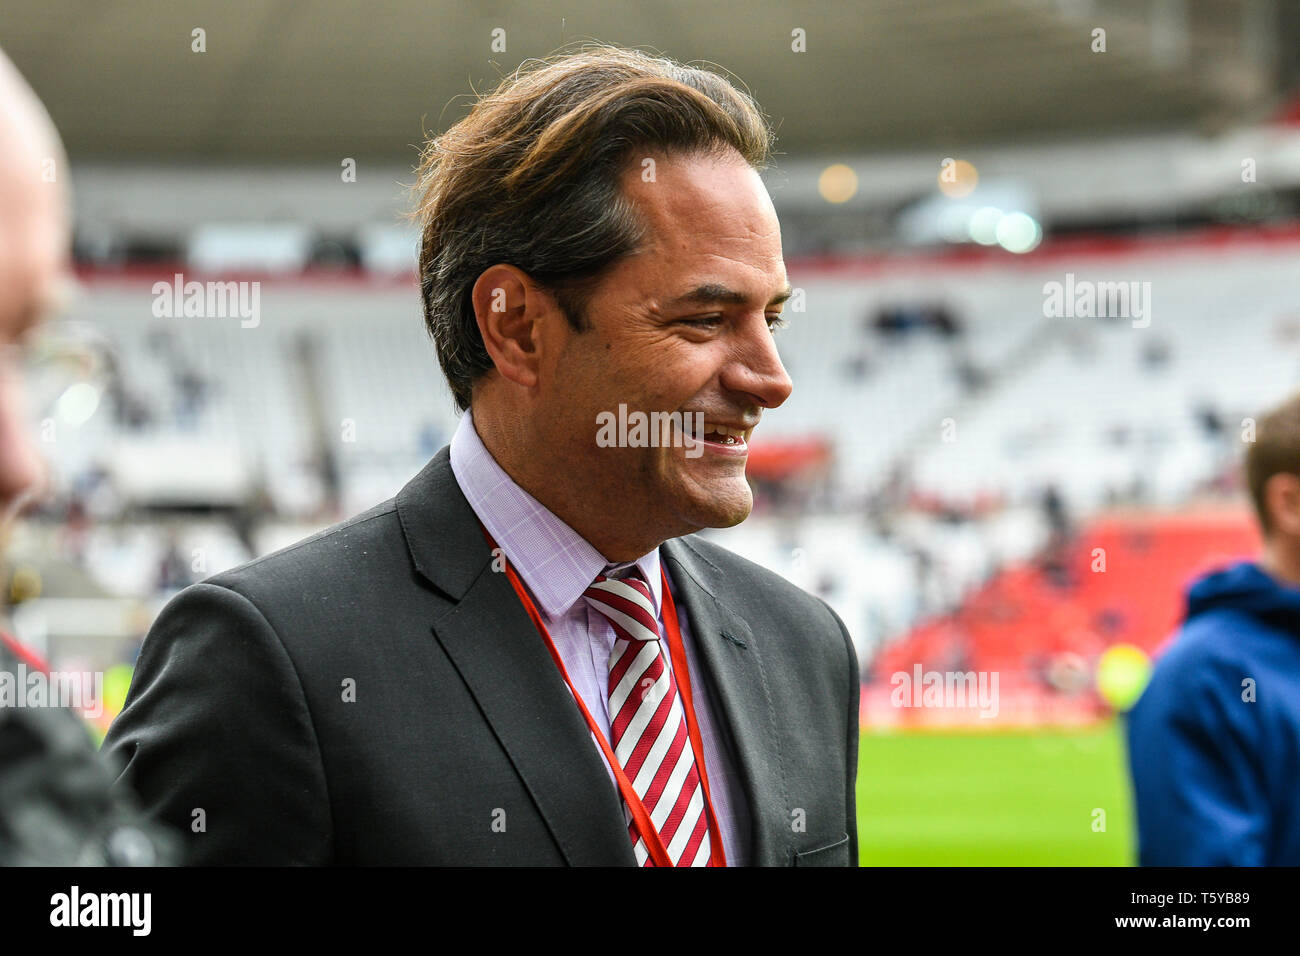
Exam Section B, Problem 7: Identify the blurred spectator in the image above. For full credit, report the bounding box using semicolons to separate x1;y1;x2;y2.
156;533;191;591
1128;389;1300;864
0;44;178;866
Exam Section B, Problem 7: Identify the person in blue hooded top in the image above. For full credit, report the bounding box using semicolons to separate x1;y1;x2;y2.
1127;389;1300;866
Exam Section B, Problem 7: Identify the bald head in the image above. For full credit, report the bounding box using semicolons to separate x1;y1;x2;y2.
0;47;69;329
0;45;71;516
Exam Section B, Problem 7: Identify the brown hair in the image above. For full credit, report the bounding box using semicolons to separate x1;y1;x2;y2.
1245;390;1300;536
411;44;774;410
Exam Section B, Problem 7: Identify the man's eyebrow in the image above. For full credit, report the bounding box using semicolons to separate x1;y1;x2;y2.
667;283;794;309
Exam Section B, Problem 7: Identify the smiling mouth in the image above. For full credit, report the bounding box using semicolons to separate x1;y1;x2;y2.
671;413;758;454
696;421;759;450
699;423;753;448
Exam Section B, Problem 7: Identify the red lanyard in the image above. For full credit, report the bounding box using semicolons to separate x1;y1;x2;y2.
480;526;727;867
0;629;48;673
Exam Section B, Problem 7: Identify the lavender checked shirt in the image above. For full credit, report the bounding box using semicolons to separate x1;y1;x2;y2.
449;408;753;865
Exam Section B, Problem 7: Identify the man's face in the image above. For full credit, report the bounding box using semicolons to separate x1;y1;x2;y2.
534;149;793;541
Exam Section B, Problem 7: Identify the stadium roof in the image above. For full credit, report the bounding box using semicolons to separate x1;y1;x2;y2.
4;0;1294;161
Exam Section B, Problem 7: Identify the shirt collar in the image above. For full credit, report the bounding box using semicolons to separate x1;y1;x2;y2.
448;407;662;620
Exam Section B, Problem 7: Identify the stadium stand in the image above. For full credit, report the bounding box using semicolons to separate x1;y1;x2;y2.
14;232;1300;728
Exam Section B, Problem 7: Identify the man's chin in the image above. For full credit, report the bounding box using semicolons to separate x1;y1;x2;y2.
677;483;754;530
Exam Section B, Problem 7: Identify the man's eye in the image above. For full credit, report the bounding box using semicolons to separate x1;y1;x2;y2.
680;315;787;332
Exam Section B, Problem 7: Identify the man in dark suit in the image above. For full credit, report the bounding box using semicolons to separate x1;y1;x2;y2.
103;44;859;866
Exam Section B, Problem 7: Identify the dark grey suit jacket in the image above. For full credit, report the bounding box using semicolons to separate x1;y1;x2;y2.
102;448;859;865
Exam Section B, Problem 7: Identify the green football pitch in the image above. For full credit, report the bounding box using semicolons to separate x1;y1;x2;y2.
856;719;1135;866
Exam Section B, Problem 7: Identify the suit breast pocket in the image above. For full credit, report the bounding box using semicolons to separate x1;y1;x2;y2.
793;832;851;867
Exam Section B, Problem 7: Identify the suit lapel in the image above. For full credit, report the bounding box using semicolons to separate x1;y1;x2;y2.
396;448;791;866
396;449;635;866
661;537;791;866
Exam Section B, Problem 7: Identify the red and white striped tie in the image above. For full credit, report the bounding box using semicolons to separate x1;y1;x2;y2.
583;571;713;867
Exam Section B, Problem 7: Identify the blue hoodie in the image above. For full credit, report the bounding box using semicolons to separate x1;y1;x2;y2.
1126;559;1300;865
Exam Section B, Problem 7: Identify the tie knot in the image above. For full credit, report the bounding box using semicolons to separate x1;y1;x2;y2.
583;571;659;643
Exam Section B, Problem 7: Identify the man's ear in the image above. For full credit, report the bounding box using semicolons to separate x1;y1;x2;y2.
472;264;547;389
1265;472;1300;537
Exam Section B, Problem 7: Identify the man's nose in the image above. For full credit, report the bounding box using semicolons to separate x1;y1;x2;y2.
721;314;794;410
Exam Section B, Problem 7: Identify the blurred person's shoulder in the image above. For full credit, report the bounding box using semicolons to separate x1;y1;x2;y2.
1162;560;1300;673
1139;559;1300;719
0;637;183;865
1147;613;1264;701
